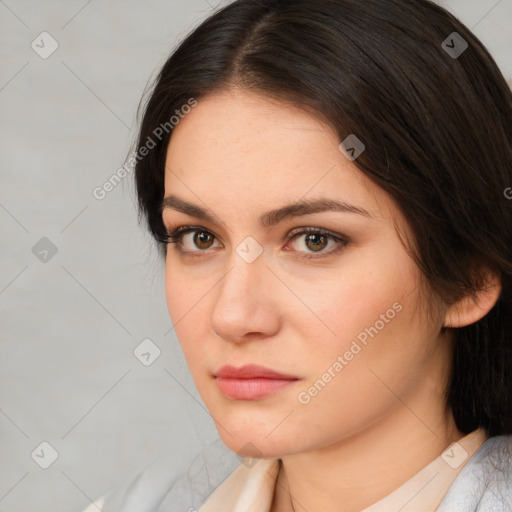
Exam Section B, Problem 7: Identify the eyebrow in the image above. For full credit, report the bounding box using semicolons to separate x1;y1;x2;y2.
161;195;373;227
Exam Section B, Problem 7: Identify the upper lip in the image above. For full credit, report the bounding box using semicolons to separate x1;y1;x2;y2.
214;364;299;380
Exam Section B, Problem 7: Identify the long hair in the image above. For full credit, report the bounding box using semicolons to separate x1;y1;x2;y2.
133;0;512;436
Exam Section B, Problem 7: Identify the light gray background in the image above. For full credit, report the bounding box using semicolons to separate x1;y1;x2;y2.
0;1;511;511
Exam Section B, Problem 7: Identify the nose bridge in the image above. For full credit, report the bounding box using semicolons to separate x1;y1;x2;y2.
210;242;276;340
220;243;267;304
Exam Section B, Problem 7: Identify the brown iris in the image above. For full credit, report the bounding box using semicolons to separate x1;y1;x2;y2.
194;231;215;250
304;233;328;252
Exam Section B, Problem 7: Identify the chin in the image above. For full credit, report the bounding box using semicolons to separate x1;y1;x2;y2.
214;425;299;460
201;388;306;457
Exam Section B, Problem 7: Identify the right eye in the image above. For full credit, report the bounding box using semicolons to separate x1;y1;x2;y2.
159;225;221;254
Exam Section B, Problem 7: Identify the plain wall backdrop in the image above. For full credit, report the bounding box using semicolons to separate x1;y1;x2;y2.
0;1;511;511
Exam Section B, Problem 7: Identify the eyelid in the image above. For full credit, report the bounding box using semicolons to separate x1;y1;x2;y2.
160;225;219;245
160;224;349;259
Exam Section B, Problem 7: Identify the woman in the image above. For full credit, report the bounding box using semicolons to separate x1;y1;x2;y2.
83;0;512;510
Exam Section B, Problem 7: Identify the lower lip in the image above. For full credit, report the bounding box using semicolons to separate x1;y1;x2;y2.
215;377;298;400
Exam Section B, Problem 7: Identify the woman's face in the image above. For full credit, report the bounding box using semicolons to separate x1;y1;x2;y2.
162;88;450;458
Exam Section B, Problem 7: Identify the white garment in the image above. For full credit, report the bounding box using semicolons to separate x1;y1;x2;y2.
81;430;512;512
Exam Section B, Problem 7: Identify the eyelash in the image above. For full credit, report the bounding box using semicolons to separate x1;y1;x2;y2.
158;225;349;260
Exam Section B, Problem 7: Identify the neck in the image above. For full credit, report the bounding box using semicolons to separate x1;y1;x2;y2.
271;385;465;512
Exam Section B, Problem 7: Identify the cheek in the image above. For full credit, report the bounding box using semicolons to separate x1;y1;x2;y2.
306;281;428;403
164;265;202;356
164;262;223;385
295;254;425;383
164;257;205;323
164;265;183;329
288;291;427;444
292;264;408;348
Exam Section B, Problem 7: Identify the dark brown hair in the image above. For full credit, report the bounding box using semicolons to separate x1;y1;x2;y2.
134;0;512;436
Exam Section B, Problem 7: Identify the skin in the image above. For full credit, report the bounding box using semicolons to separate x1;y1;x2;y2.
161;88;501;512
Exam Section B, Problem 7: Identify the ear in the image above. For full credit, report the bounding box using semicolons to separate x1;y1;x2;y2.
444;269;502;328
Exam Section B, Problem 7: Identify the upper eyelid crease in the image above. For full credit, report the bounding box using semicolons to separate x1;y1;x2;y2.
160;195;373;228
164;225;346;239
161;226;348;260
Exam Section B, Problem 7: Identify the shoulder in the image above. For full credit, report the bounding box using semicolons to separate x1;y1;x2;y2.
80;438;241;512
437;434;512;512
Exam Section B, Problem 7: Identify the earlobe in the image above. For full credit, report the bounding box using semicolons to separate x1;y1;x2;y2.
443;272;502;328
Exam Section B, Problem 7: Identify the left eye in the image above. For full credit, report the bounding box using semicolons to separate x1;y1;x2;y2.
160;226;348;259
286;228;348;258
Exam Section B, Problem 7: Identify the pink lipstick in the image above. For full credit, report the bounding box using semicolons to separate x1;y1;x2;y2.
214;364;300;400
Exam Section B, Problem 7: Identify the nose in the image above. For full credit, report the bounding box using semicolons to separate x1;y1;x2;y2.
210;253;280;344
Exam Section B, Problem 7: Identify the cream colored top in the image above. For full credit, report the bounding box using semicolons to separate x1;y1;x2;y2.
83;428;487;512
198;428;487;512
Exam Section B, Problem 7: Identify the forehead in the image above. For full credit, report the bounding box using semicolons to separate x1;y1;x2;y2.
167;88;339;161
163;89;393;224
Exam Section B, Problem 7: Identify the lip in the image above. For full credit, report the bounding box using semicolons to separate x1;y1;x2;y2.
215;364;299;380
214;364;300;400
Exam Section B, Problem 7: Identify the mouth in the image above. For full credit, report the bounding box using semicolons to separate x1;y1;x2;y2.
214;364;300;400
